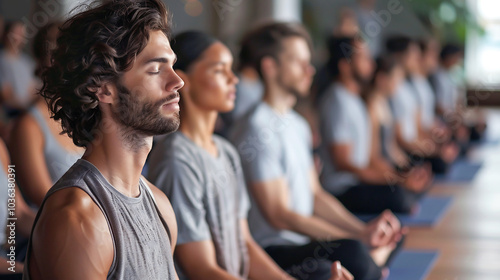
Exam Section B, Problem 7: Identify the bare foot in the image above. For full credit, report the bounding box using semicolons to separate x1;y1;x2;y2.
370;245;394;267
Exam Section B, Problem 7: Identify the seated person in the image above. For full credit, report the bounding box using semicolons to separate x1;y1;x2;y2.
365;56;411;170
219;34;263;133
9;22;84;207
386;36;457;174
0;138;35;279
24;1;182;278
317;37;430;215
230;22;405;280
0;21;38;118
430;44;486;143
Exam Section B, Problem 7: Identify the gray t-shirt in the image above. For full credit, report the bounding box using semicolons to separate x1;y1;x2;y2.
432;67;458;114
318;83;371;195
147;132;250;279
390;80;419;142
0;50;35;108
411;75;436;130
229;102;313;248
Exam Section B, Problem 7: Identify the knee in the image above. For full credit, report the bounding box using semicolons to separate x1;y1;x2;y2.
335;240;382;280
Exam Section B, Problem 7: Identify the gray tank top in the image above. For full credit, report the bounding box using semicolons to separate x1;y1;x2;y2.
29;107;82;183
23;159;176;280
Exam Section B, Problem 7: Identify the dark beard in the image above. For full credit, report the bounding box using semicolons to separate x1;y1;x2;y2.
353;70;371;92
112;82;180;151
277;72;305;99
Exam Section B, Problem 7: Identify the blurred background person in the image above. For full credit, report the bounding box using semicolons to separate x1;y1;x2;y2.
430;43;486;144
0;21;37;122
355;0;382;57
364;56;414;180
317;36;430;214
9;22;83;208
230;22;406;280
334;8;359;37
219;32;263;135
386;35;458;174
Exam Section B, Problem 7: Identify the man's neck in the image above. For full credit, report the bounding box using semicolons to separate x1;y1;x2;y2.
338;76;360;96
179;108;218;155
83;129;152;198
262;83;296;115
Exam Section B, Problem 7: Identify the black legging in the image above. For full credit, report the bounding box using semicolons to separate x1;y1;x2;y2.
265;239;382;280
336;184;422;214
0;274;22;280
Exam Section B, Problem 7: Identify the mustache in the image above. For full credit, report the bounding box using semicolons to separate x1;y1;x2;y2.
156;92;180;106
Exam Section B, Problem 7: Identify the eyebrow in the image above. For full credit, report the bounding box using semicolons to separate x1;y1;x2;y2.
144;56;177;65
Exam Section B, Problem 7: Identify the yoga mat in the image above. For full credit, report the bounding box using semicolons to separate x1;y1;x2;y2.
435;160;483;183
387;250;439;280
357;196;453;227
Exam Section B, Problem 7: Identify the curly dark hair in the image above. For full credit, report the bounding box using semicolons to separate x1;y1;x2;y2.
40;0;170;147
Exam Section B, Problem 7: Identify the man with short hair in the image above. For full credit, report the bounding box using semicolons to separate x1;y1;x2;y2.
23;1;184;279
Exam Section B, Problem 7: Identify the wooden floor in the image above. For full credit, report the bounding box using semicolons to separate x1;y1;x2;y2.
404;109;500;280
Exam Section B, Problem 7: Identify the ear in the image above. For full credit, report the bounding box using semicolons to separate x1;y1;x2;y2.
260;56;278;81
94;83;116;104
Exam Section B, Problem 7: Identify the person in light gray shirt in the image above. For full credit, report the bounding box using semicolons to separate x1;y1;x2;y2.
387;36;458;174
319;82;371;195
148;31;291;280
411;75;436;130
391;79;419;143
232;102;315;248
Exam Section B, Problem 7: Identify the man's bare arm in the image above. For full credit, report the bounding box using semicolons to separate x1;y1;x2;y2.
30;188;113;280
241;220;292;280
175;240;240;280
329;143;391;185
309;168;365;236
249;177;353;241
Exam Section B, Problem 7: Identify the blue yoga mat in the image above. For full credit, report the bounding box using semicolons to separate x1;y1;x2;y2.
387;250;439;280
435;160;483;183
357;196;453;226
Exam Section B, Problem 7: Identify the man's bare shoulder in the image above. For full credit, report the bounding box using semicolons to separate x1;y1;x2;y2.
29;187;113;280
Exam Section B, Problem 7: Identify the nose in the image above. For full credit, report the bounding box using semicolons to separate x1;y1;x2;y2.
230;70;239;85
308;64;316;76
168;70;185;93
